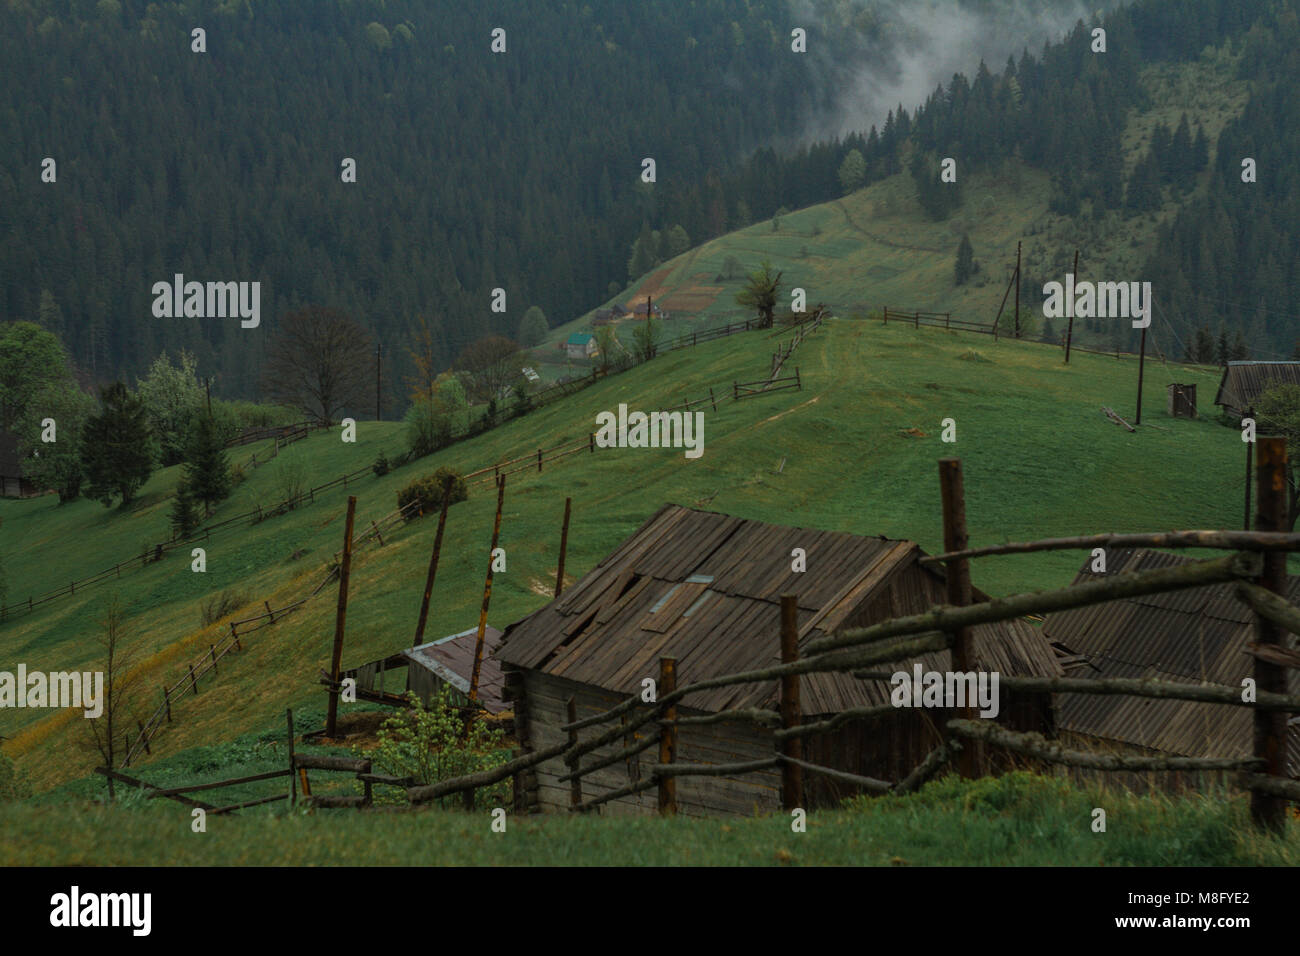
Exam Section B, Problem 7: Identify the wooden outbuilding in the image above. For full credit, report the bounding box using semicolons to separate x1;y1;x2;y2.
1044;549;1300;790
1166;383;1197;418
343;625;508;714
0;430;37;498
1214;361;1300;420
495;504;1063;817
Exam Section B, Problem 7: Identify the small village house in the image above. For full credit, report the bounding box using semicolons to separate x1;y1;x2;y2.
342;625;508;715
494;504;1063;817
0;430;36;498
563;333;599;360
1214;361;1300;420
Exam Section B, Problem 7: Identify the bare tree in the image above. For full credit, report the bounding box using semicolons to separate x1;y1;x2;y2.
84;595;142;800
263;306;374;424
454;335;523;404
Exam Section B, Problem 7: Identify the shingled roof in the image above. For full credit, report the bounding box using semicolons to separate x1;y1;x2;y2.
1214;361;1300;418
1044;548;1300;775
495;504;1060;714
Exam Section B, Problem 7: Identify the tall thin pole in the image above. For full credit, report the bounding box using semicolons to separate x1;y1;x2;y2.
376;343;382;421
413;479;454;647
555;496;572;599
1251;436;1288;832
1014;241;1021;338
657;656;677;815
205;376;213;419
1244;408;1254;531
1136;325;1147;425
1065;249;1078;363
468;475;506;703
326;495;357;738
939;458;980;778
779;594;803;810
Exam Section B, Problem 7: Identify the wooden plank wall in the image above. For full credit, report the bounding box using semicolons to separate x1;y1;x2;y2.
523;671;782;817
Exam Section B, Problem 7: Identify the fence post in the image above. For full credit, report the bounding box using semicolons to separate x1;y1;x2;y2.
538;448;543;472
566;697;582;811
189;663;198;695
657;657;678;816
163;686;171;723
210;645;217;673
138;720;151;756
779;594;803;811
555;497;572;599
414;479;455;647
939;458;981;778
264;601;275;623
287;708;297;806
733;381;738;401
709;387;717;412
231;622;241;651
371;520;384;546
589;432;595;453
326;495;358;739
795;367;801;391
1251;436;1289;831
469;475;507;705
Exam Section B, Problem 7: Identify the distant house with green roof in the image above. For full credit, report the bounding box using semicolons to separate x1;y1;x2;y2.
563;333;598;359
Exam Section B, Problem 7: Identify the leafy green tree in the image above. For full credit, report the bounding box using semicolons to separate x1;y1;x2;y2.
664;225;691;258
0;322;70;430
593;326;618;371
15;379;96;502
720;255;745;280
136;350;205;466
838;148;867;193
954;234;975;285
736;259;782;328
182;414;232;516
81;383;157;507
631;316;661;362
516;307;549;348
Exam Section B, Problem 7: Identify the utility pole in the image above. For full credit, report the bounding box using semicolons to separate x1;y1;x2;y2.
1065;249;1078;363
325;496;357;739
1136;324;1147;425
1014;241;1021;339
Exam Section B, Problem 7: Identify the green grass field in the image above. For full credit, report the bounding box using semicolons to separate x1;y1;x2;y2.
0;315;1246;794
2;771;1294;866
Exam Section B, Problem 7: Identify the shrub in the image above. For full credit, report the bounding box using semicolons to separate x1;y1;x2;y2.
365;687;511;808
397;467;467;517
272;458;307;506
372;452;390;477
201;588;249;626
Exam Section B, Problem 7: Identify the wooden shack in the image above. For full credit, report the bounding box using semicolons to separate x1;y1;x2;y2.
1214;361;1300;420
1166;383;1197;418
1043;549;1300;791
342;625;508;714
495;505;1062;817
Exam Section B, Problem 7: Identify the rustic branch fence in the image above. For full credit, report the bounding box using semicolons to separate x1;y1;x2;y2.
401;447;1300;832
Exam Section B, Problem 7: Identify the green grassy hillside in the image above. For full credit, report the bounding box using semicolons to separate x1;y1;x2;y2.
531;46;1250;384
1;315;1243;790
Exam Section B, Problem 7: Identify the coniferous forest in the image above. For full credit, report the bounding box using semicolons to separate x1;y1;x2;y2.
1;0;1298;397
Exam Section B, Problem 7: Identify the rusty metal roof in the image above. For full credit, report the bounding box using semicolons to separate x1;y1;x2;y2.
1214;361;1300;415
495;504;1061;714
405;626;507;714
1044;549;1300;774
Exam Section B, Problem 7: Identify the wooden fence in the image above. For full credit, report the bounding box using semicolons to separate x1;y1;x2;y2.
735;370;801;400
400;447;1300;832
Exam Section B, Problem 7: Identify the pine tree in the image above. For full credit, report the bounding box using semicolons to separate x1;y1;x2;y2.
80;382;157;507
183;413;231;517
954;234;974;285
170;481;201;538
1192;125;1210;172
1215;326;1230;367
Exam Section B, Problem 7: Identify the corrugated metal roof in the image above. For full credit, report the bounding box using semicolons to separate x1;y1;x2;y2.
1044;549;1300;775
1214;361;1300;415
495;504;1061;714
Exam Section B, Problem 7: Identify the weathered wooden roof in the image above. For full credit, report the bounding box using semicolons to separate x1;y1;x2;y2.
495;504;1061;714
1044;549;1300;774
406;626;507;713
1214;361;1300;414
